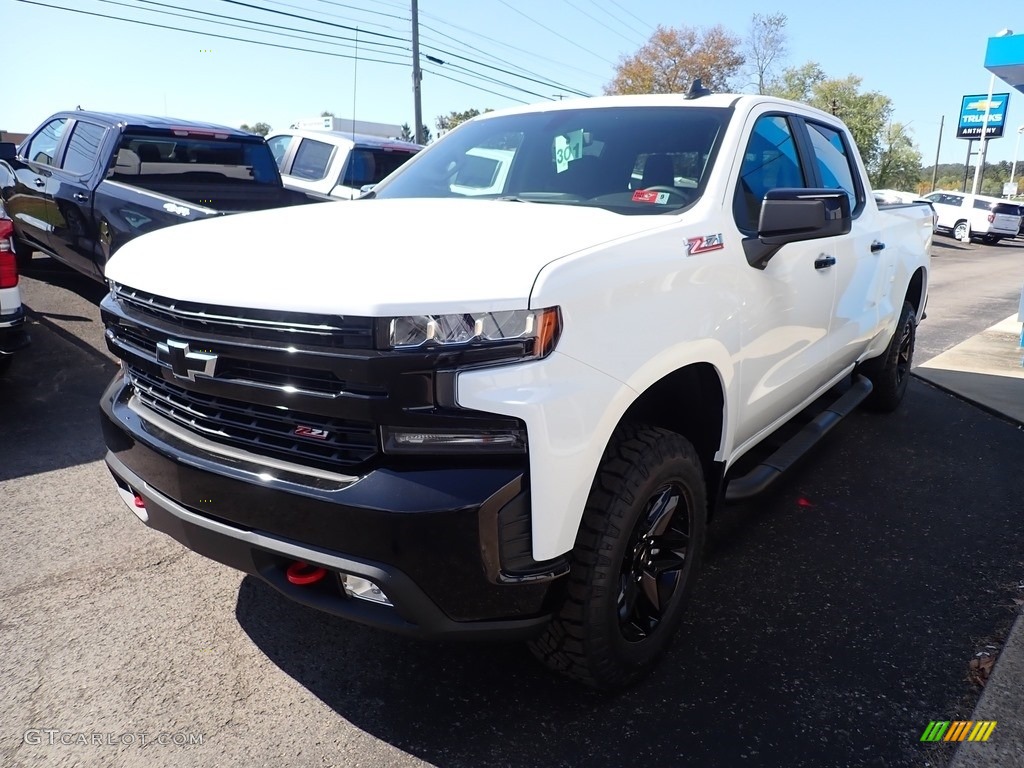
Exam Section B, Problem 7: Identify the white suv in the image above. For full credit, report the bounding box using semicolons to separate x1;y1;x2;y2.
923;191;1023;244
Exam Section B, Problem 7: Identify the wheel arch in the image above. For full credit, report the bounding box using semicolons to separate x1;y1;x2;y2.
905;266;927;319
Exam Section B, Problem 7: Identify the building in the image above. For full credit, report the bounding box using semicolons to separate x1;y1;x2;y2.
293;117;404;140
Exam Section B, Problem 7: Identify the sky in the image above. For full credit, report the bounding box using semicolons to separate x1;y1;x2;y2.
1;0;1022;168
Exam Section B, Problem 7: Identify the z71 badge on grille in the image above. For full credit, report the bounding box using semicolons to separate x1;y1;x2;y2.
294;426;330;440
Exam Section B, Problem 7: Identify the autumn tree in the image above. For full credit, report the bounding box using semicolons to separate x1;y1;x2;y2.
239;121;271;136
605;24;744;95
874;123;924;191
744;12;788;94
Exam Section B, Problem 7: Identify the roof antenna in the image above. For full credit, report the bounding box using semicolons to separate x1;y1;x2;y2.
685;79;712;100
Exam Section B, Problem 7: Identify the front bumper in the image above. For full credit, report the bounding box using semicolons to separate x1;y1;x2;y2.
100;375;563;640
0;306;30;356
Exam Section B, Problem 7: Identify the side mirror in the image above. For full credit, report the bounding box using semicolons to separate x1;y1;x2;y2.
0;142;16;162
744;188;852;269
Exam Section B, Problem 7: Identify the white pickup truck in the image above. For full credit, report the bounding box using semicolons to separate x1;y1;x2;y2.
98;89;932;689
266;129;421;199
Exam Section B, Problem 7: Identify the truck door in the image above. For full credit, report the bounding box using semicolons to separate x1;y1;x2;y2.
732;113;838;449
799;119;882;370
7;117;69;255
49;119;110;280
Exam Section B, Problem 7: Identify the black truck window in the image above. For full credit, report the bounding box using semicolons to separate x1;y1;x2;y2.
61;122;107;176
110;132;279;185
24;118;69;166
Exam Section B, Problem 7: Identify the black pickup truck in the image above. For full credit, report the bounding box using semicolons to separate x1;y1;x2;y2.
0;111;324;281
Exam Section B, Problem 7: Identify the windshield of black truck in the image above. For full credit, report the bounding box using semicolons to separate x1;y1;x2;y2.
370;106;728;213
109;133;280;185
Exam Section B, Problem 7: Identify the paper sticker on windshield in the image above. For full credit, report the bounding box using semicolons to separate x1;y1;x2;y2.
554;129;584;173
686;234;724;255
632;189;671;205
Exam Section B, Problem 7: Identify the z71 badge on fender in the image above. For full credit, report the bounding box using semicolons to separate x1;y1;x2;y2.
686;234;724;255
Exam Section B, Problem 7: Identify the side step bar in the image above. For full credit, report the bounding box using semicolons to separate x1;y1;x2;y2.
725;375;873;503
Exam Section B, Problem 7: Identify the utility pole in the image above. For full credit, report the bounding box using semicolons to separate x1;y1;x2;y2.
411;0;423;144
930;115;944;192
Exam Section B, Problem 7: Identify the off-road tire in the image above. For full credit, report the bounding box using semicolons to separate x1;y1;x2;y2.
528;423;707;690
860;301;916;412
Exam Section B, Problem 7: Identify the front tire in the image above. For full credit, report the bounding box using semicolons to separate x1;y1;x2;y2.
860;301;916;412
953;220;970;242
528;423;707;690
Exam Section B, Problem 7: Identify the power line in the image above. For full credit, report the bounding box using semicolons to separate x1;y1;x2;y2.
439;62;555;102
16;0;410;66
418;18;605;82
600;0;656;34
419;47;590;97
494;0;616;66
590;0;652;40
127;0;408;56
559;0;645;48
423;68;530;106
214;0;407;43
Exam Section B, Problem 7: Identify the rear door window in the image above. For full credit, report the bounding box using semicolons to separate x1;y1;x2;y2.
61;121;107;177
805;121;861;214
341;147;420;188
290;138;335;181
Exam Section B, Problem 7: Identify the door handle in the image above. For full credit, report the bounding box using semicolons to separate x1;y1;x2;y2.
814;255;836;270
870;241;886;253
33;178;45;187
73;192;89;202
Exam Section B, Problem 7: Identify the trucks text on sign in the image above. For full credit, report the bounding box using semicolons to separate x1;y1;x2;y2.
957;93;1010;139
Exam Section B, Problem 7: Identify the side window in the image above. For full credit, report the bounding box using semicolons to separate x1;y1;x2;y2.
290;138;334;181
266;135;293;170
733;115;807;232
805;121;860;213
61;122;106;176
24;118;69;166
944;194;964;207
972;199;992;211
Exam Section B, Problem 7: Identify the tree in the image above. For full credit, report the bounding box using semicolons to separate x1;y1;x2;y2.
769;65;895;184
399;122;414;141
874;123;923;191
321;110;335;117
605;24;744;95
239;121;271;136
744;12;787;94
436;108;493;133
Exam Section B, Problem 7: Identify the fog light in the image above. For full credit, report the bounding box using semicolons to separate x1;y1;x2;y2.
382;427;526;453
341;574;392;606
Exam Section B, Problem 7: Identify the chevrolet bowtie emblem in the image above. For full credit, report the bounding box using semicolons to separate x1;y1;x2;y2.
156;340;218;381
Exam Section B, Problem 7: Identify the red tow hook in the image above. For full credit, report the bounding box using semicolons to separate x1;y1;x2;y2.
133;494;146;509
286;561;327;586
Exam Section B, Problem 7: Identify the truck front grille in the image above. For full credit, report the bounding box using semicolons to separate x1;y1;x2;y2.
127;366;378;470
112;283;375;350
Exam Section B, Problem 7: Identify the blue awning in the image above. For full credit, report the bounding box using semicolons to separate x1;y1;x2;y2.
985;33;1024;93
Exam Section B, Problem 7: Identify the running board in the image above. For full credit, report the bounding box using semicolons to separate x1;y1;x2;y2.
725;375;873;503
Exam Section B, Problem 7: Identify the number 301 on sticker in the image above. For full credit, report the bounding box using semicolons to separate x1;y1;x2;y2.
632;189;671;205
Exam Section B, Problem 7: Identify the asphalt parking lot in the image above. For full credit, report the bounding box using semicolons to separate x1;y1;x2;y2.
1;238;1023;768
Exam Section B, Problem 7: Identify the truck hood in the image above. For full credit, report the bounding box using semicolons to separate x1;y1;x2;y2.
105;198;675;315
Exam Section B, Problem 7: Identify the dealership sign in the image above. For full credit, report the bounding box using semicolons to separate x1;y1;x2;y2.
957;93;1010;139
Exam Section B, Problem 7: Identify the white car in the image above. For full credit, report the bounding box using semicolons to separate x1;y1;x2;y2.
266;129;421;199
922;190;1023;244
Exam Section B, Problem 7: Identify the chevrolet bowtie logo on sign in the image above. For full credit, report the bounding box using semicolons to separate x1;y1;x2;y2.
156;340;218;381
920;721;997;742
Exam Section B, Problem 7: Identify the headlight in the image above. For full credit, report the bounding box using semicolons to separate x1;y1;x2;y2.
387;307;560;358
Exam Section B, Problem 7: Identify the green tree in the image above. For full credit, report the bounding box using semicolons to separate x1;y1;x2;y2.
605;24;744;95
770;65;896;185
239;121;271;136
436;108;493;133
321;110;335;117
874;123;923;191
399;122;414;141
744;12;788;94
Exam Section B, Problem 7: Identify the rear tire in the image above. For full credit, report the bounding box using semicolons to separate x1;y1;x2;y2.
528;423;707;690
860;301;916;412
14;239;34;270
953;220;970;242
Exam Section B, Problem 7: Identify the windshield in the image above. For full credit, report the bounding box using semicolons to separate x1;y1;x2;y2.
372;106;729;213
